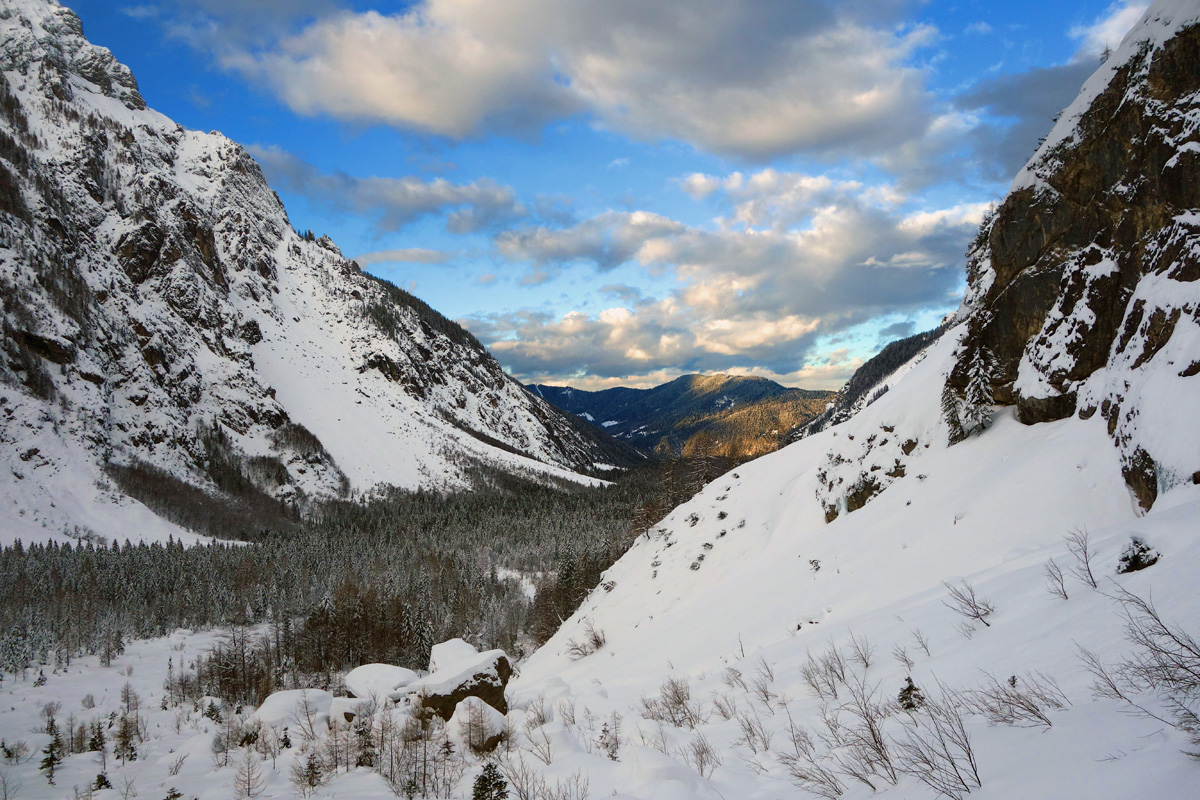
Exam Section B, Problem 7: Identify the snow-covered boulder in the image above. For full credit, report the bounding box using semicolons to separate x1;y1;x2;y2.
404;647;513;720
449;696;507;753
344;663;419;701
253;689;333;735
428;638;480;673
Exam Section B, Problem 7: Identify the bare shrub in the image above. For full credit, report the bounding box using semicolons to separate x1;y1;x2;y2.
498;753;545;800
555;698;576;728
722;667;747;692
1;740;30;765
892;644;914;671
1065;528;1098;588
1113;588;1200;751
750;658;776;711
1043;558;1069;600
848;632;874;670
820;644;848;685
955;621;977;640
640;677;704;729
735;710;772;754
911;628;932;657
167;753;188;776
776;719;845;799
832;675;898;788
683;733;722;778
524;695;550;730
543;771;589;800
966;672;1068;729
0;769;20;800
565;618;606;660
712;692;739;721
894;691;981;800
525;724;554;765
943;580;995;627
80;694;96;710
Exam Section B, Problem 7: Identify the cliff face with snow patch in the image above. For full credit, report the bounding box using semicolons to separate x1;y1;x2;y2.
0;0;631;544
952;0;1200;510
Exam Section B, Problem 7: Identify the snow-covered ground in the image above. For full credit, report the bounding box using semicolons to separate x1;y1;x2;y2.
508;329;1200;799
4;328;1197;800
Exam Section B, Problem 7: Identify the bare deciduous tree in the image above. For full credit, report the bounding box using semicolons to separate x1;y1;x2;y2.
1065;528;1098;589
911;627;932;657
1044;558;1069;599
894;690;981;800
776;718;845;799
943;580;995;627
233;751;265;799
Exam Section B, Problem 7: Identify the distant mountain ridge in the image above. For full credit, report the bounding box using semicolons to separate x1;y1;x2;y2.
529;374;834;459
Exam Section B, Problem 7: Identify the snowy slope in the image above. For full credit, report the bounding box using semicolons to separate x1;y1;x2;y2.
502;3;1200;797
0;0;630;546
511;325;1200;800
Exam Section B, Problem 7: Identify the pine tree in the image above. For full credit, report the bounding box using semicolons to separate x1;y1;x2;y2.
941;381;966;445
472;762;509;800
115;714;137;764
39;716;63;785
963;347;996;435
898;677;925;711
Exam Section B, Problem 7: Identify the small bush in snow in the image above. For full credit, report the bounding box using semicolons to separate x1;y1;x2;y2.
640;677;704;729
564;618;606;661
1116;537;1159;573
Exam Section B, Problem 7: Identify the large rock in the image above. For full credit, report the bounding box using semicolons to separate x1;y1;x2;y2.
402;647;513;721
427;638;481;674
253;689;333;734
952;10;1200;511
449;696;507;753
345;663;419;701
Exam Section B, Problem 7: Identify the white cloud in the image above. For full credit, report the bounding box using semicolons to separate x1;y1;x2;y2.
247;145;525;233
474;171;979;385
354;248;452;265
1069;1;1150;59
185;0;939;160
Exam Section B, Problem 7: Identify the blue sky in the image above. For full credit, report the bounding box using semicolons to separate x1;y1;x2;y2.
70;0;1148;389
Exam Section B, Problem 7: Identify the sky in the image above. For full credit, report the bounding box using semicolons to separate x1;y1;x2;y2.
68;0;1149;390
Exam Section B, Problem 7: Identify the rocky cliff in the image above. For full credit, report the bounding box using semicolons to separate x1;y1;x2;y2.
950;1;1200;510
0;0;632;544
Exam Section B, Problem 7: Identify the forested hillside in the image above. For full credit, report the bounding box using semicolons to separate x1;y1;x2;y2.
531;373;833;459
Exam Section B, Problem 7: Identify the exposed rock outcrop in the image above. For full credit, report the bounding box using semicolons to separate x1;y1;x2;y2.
951;6;1200;511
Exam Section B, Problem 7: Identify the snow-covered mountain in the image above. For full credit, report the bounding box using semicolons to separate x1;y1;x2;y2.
506;4;1200;798
0;0;634;545
530;374;833;458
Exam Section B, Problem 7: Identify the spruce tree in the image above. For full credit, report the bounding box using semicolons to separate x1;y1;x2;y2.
963;346;997;435
472;762;508;800
941;381;966;445
898;677;925;711
39;716;63;785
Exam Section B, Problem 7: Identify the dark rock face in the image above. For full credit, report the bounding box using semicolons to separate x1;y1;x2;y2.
415;654;513;721
955;16;1200;511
